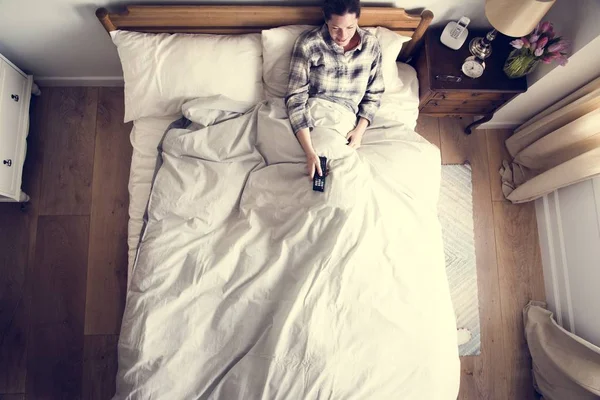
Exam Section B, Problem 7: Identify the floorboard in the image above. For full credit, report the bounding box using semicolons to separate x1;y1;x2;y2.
0;394;25;400
439;118;471;165
38;88;98;216
0;204;29;393
493;201;545;400
82;334;118;400
0;94;47;394
486;129;513;202
84;88;132;335
26;216;89;399
436;118;510;399
415;115;440;149
466;129;510;400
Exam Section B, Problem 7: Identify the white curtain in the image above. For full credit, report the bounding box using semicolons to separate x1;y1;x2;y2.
500;76;600;203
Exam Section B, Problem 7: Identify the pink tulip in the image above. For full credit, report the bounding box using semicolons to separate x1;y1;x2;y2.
522;37;531;48
529;34;540;43
510;39;524;49
534;47;544;57
548;40;570;53
541;52;562;64
541;54;555;64
557;55;569;66
537;36;549;50
531;41;538;52
539;21;553;34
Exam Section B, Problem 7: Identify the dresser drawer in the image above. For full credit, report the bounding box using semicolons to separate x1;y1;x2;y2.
432;92;513;102
0;60;28;198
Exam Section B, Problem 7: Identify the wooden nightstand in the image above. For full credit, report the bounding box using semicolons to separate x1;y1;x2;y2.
413;27;527;134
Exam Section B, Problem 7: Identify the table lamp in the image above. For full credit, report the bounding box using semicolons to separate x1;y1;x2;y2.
469;0;556;60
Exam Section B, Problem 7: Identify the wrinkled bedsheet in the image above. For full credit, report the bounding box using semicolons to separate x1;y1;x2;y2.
115;97;460;399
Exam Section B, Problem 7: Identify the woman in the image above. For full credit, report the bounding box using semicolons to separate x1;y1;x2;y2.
286;0;384;179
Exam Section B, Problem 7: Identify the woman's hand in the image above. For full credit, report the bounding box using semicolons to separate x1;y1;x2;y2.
346;117;369;149
306;151;323;180
296;128;326;180
346;128;364;149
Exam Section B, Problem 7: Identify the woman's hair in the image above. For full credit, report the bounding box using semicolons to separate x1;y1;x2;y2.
322;0;361;20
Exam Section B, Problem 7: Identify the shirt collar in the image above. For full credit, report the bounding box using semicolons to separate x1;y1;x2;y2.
320;24;364;54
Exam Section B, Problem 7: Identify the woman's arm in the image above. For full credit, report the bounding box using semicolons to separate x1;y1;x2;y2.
285;37;314;135
357;46;385;126
286;35;323;179
348;45;385;149
296;128;323;179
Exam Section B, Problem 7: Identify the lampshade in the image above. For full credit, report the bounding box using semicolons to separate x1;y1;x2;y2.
485;0;556;37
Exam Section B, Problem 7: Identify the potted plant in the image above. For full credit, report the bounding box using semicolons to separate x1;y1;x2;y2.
504;21;570;79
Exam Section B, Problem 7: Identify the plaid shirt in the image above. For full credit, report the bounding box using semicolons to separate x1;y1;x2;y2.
285;24;384;134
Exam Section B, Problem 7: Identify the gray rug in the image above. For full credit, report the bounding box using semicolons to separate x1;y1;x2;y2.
439;164;481;356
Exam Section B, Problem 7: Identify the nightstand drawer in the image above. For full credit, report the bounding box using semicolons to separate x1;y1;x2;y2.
432;92;513;102
424;99;498;113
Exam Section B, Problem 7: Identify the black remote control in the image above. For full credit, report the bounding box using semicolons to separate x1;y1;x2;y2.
312;156;327;192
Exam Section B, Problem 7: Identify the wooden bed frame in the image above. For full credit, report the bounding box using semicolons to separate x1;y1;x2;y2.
96;5;433;62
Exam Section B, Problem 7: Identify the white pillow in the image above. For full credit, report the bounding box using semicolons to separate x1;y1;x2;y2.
261;25;316;98
364;27;412;90
261;25;412;98
111;30;264;122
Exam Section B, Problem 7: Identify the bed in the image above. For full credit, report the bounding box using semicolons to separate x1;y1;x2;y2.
97;5;460;399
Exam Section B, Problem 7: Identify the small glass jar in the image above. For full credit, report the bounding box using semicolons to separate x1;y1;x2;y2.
503;49;540;79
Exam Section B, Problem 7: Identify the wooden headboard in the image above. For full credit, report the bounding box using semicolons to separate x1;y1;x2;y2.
96;5;433;62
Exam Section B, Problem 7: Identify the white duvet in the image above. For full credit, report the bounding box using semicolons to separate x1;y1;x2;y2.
115;97;460;399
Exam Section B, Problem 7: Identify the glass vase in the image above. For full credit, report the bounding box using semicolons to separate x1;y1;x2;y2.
503;49;540;79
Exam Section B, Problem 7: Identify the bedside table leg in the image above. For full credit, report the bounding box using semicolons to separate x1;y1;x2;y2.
465;114;493;135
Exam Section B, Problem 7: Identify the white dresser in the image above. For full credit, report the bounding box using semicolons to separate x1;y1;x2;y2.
0;53;34;202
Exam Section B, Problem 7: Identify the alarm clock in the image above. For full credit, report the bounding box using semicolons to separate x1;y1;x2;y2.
462;55;485;79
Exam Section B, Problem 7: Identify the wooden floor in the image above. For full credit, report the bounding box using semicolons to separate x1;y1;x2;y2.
0;88;544;399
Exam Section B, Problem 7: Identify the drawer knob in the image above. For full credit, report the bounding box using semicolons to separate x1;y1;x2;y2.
11;94;19;102
3;159;12;167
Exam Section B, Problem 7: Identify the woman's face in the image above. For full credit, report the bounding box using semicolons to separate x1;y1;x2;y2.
326;13;358;47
